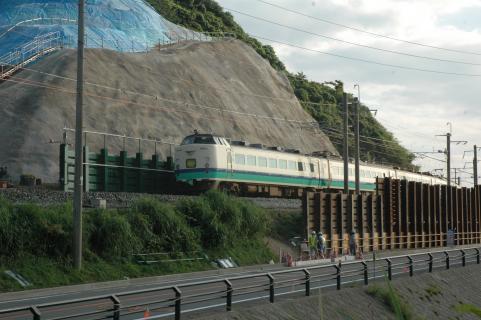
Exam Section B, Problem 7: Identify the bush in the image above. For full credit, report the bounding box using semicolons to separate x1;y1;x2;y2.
0;199;72;259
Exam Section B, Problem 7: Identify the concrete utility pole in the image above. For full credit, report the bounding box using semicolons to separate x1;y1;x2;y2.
354;97;360;194
447;133;451;187
474;145;478;186
73;0;85;270
343;93;349;194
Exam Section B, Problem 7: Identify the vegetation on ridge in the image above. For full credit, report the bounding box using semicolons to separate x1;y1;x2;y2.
147;0;416;169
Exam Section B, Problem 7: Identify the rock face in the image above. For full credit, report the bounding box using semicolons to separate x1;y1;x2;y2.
0;39;337;182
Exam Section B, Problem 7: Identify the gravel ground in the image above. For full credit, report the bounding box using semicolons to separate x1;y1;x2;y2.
0;187;301;210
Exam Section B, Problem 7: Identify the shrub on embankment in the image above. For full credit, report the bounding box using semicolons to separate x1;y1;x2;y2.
0;191;273;291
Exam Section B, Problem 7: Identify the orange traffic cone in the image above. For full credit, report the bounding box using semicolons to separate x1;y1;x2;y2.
143;307;151;318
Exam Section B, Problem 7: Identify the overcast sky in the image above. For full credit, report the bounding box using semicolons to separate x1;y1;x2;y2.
217;0;481;185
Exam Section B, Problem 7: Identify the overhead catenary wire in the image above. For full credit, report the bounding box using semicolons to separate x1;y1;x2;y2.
251;0;481;57
251;35;481;77
225;8;481;66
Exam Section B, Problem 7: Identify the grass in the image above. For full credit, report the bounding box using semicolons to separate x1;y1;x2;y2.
454;303;481;318
367;281;414;320
425;284;442;297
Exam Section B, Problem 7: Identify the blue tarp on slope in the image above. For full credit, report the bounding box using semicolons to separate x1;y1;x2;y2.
0;0;195;57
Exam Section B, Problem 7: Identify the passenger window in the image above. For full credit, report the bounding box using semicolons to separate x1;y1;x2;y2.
288;161;297;170
269;159;277;168
246;155;256;166
279;160;287;169
298;162;304;171
258;157;268;167
310;163;315;173
235;154;245;165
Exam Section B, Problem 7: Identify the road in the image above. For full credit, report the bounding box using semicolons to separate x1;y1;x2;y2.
0;245;479;320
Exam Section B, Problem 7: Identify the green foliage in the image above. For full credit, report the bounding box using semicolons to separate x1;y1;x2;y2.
367;282;414;320
148;0;416;169
454;303;481;317
0;192;273;291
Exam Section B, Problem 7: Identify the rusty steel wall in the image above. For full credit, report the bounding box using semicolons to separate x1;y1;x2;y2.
303;178;481;253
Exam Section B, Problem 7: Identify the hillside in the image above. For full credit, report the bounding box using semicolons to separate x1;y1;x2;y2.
148;0;416;169
0;40;336;181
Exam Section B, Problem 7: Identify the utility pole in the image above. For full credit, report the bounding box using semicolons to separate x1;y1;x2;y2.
354;97;360;194
447;133;451;187
73;0;85;270
343;92;349;194
474;145;478;186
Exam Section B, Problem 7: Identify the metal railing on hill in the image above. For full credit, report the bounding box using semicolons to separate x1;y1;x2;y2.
0;247;479;320
0;25;236;80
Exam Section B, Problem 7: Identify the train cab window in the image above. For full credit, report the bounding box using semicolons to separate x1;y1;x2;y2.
246;155;256;166
181;135;216;145
309;163;315;173
235;154;245;165
269;159;277;168
288;161;297;170
186;159;196;168
258;157;268;167
279;159;287;169
298;162;304;171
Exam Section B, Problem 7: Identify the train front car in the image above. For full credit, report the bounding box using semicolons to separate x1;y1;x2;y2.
174;134;230;191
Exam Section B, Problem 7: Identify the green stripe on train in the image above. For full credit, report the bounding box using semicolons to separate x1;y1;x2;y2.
177;171;376;190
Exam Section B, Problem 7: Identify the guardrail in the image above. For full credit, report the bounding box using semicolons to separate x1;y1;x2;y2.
0;247;479;320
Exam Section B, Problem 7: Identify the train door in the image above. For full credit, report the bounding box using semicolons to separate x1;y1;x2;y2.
226;149;233;178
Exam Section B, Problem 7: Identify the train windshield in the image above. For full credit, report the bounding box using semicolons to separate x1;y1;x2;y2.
181;134;216;145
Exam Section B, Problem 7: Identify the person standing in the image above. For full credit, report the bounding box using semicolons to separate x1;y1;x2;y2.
317;231;326;258
308;231;318;259
349;231;356;256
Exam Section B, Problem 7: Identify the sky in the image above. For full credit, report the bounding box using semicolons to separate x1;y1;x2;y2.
217;0;481;185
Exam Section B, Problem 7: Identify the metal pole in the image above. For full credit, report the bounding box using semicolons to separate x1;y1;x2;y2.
447;133;451;187
343;93;349;194
474;145;478;186
354;97;360;194
73;0;85;270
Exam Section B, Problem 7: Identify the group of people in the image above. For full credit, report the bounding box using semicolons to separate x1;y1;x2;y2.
307;231;327;259
303;230;358;260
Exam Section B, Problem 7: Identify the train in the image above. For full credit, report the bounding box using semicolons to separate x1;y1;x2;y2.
174;133;447;197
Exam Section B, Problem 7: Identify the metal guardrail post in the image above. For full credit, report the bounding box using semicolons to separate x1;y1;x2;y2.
224;279;233;312
475;248;480;264
31;306;41;320
334;263;341;290
407;256;413;277
428;253;433;273
386;259;392;280
362;261;368;285
303;269;311;296
173;286;182;320
267;273;275;303
461;250;466;267
110;295;121;320
444;251;450;270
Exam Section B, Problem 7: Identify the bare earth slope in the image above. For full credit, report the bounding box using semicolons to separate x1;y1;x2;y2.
0;39;336;182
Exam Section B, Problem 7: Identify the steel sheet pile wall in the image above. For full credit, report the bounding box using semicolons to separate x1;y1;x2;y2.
303;178;481;253
60;144;174;194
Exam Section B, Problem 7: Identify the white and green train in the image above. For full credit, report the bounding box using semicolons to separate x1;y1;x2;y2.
174;134;447;197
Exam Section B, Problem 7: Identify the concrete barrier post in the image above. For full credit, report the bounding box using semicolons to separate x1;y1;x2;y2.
461;250;466;267
335;263;341;290
475;248;480;264
110;295;120;320
407;256;413;277
31;307;41;320
444;251;450;269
